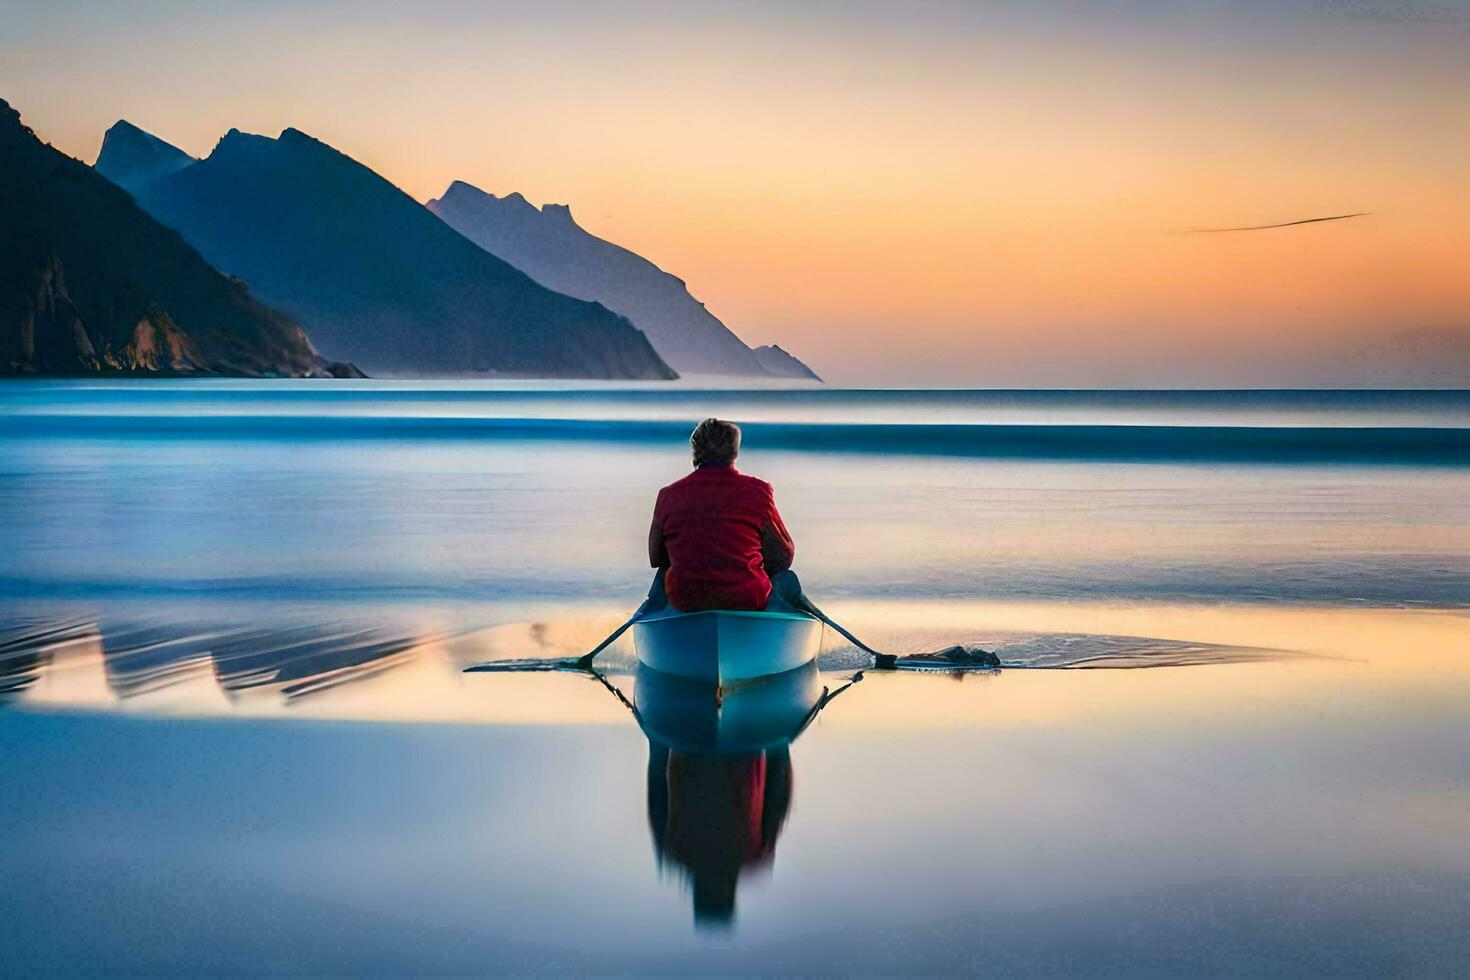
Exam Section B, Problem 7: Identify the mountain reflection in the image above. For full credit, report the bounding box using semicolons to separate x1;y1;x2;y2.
0;615;439;709
209;624;440;701
0;617;94;698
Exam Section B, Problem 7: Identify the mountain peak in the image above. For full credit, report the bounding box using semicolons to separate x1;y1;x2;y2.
0;101;30;144
279;127;320;146
430;180;490;210
211;127;278;160
104;119;146;137
752;344;822;381
431;181;540;216
542;203;576;226
94;119;196;192
218;127;259;145
443;179;483;199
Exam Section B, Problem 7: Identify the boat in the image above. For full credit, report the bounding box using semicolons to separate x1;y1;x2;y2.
631;602;825;686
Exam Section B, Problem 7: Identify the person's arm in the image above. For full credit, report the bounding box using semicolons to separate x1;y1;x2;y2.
649;518;669;568
760;489;795;574
649;491;670;568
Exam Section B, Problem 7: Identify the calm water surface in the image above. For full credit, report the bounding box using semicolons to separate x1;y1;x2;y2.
2;382;1468;975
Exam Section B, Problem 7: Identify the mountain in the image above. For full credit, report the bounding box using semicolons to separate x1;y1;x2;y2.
104;125;674;379
0;99;352;377
93;119;196;192
753;344;822;381
427;180;819;379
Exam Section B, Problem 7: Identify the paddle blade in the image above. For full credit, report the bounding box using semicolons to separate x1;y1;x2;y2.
463;658;588;674
882;646;1002;671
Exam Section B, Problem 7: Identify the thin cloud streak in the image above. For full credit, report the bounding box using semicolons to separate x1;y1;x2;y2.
1182;212;1373;234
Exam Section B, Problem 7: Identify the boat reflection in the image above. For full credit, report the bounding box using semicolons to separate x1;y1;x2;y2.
620;661;847;929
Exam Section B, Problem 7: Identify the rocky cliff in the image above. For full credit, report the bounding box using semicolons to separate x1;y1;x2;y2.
1;99;354;377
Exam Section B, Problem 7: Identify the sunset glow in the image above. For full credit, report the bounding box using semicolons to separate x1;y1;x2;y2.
6;0;1467;382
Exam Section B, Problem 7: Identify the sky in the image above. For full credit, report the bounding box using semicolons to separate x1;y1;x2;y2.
3;0;1468;384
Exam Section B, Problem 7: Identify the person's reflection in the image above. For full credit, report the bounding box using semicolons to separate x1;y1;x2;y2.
602;660;850;929
646;741;793;927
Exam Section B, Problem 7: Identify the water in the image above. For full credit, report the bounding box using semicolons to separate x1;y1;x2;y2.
2;381;1468;975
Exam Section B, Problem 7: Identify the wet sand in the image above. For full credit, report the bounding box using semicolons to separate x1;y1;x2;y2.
2;601;1467;974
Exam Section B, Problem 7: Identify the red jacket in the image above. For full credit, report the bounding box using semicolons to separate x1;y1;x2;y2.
649;464;795;612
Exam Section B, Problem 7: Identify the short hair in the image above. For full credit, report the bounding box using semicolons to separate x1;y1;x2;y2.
691;418;740;466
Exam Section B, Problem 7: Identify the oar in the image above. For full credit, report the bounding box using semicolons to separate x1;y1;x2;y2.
784;591;899;670
574;590;658;669
782;575;1000;670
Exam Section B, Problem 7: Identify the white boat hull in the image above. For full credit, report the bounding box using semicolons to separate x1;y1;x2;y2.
631;607;824;685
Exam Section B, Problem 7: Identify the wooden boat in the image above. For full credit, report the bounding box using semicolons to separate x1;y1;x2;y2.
631;604;825;686
633;660;825;754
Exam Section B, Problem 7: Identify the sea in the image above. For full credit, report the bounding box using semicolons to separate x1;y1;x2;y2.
2;380;1468;975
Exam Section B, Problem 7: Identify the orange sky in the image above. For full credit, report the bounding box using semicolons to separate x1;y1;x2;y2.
4;1;1468;382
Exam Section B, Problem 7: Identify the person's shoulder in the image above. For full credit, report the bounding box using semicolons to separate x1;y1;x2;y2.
653;478;677;516
660;470;700;495
734;471;775;495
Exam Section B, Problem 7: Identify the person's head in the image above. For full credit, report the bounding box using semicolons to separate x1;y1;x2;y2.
691;418;740;467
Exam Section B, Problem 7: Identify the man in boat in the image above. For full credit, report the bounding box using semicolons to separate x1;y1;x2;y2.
648;418;796;613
